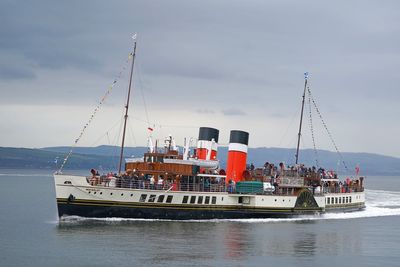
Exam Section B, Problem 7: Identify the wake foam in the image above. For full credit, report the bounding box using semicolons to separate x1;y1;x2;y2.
58;189;400;224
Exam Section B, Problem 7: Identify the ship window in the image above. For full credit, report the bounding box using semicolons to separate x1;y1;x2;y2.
166;195;173;203
110;193;113;195
130;194;133;197
139;194;147;202
64;181;72;184
335;197;338;204
121;193;124;196
205;196;210;204
94;192;96;194
100;192;102;195
197;196;203;204
339;198;341;204
342;197;345;203
346;197;348;203
148;194;156;202
182;196;189;204
211;196;217;204
157;195;165;203
190;196;196;204
349;196;352;203
327;198;330;204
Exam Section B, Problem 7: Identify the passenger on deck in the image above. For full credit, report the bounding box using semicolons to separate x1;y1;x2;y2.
150;175;155;189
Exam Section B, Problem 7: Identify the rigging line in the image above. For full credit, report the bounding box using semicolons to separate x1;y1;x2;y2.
307;87;349;172
129;116;199;129
136;62;151;125
307;86;319;168
127;117;137;147
278;105;302;147
111;116;125;171
58;53;132;173
88;119;123;147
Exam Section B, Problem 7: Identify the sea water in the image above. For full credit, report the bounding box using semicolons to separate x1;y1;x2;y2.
1;169;400;266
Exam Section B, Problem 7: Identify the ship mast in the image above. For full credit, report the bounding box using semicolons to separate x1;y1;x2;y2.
295;72;308;165
118;34;138;174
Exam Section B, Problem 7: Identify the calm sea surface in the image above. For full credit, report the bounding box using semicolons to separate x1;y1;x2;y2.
1;169;400;267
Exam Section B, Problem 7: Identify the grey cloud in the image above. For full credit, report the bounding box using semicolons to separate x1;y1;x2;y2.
221;108;246;116
195;108;215;114
1;0;400;156
0;65;35;80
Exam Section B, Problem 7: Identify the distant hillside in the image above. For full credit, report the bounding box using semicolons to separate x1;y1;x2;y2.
1;146;400;175
0;147;118;171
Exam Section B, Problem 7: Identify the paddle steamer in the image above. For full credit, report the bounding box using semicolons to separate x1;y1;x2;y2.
54;36;365;220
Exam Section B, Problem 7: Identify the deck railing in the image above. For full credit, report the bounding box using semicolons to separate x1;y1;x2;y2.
86;175;363;195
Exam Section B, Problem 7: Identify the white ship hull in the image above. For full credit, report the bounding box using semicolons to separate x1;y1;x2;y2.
55;174;365;219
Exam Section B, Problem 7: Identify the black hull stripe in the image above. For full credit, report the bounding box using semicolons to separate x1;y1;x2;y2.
57;203;364;220
57;198;323;212
57;203;318;220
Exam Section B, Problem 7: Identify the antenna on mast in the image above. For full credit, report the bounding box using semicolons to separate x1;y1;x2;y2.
118;33;138;174
295;72;308;165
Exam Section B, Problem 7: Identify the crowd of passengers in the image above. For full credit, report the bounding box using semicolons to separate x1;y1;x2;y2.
88;161;364;194
248;162;339;179
88;168;227;192
247;162;364;193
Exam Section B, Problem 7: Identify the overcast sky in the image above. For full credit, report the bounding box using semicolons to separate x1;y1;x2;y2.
1;0;399;158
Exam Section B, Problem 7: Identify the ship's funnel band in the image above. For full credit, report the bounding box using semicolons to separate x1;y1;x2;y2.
228;143;248;154
197;140;210;149
198;127;219;142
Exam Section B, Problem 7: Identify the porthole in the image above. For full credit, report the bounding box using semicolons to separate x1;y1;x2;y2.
130;194;133;197
283;199;285;202
100;192;102;195
275;199;277;202
121;193;124;196
149;195;156;202
166;195;173;203
221;197;224;201
94;192;96;194
140;194;148;202
110;193;113;195
157;195;165;203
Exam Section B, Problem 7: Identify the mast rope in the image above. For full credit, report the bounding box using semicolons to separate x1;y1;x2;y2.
136;64;151;127
307;87;349;172
57;53;133;172
307;86;319;168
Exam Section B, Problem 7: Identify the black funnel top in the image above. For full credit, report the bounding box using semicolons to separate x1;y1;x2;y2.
198;127;219;143
229;130;249;145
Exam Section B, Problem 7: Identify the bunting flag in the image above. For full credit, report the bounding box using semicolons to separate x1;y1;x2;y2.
355;165;360;175
58;52;133;172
